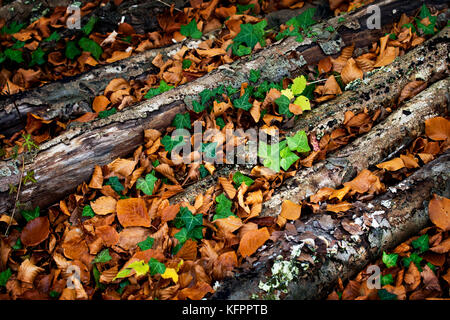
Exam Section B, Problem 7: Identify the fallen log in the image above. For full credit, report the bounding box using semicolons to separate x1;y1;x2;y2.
213;151;450;300
171;28;450;206
1;0;446;136
0;0;447;215
262;77;449;217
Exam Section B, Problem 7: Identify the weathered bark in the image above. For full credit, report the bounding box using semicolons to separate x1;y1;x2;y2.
172;29;450;206
0;0;448;215
2;0;446;136
213;152;450;300
262;78;449;217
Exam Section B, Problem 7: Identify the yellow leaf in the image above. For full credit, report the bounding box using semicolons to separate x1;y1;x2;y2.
293;96;311;111
281;88;294;100
161;267;178;283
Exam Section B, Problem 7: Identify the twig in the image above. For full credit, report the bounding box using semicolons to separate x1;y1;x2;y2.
5;155;25;236
5;81;23;121
156;0;182;12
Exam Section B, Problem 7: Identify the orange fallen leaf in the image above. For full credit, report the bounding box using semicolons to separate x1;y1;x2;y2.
425;117;450;141
280;200;302;220
238;227;270;257
326;202;353;213
376;157;405;171
20;217;50;247
92;95;110;113
116;198;150;227
89;165;104;189
215;216;243;233
90;196;117;215
428;194;450;231
341;58;363;84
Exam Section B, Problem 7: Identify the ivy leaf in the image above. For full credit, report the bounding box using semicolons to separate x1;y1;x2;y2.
215;117;226;129
105;176;124;193
213;193;235;221
11;40;25;49
201;142;217;159
233;20;267;49
233;44;252;56
82;16;98;35
161;135;185;152
237;3;255;14
44;31;61;42
233;172;254;188
117;280;130;294
176;207;203;232
1;21;26;34
92;249;112;264
280;147;300;171
226;85;239;96
180;19;202;39
199;165;209;178
286;7;317;30
419;4;432;20
82;205;95;218
149;258;166;276
174;227;189;244
30;48;46;66
233;89;252;111
382;251;398;268
286;130;310;153
249;69;261;83
275;95;293;118
4;49;23;63
192;100;206;113
172;113;191;129
12;238;22;250
78;37;103;60
137;237;154;251
49;291;61;299
291;75;307;95
144;80;173;99
65;40;81;60
21;206;40;222
381;274;394;286
402;253;423;270
258;141;286;173
411;234;429;254
378;289;397;300
136;173;158;195
0;268;12;287
182;59;192;69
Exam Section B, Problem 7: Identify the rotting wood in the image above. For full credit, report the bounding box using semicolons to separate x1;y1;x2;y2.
2;0;447;136
0;0;448;215
213;152;450;300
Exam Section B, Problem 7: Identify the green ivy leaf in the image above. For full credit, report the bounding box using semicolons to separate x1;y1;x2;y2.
161;135;185;152
199;165;209;178
82;205;95;218
286;130;310;153
233;20;267;50
411;234;429;254
0;268;12;287
21;206;40;222
136;173;158;195
82;16;98;35
381;274;394;286
144;80;173;99
117;280;130;294
233;89;252;111
402;253;423;270
49;290;61;299
4;49;23;63
201;142;217;159
226;85;239;96
280;147;300;171
236;3;255;14
2;21;26;35
44;31;61;42
148;258;166;276
105;176;124;193
382;252;398;268
65;40;81;60
182;59;192;69
180;19;202;39
249;69;261;83
12;238;22;250
137;237;154;251
233;172;254;188
215;117;226;129
172;113;191;129
378;289;397;300
275;95;293;118
213;193;235;221
78;37;103;60
98;107;117;119
175;207;203;232
92;249;112;264
286;7;316;30
30;48;46;66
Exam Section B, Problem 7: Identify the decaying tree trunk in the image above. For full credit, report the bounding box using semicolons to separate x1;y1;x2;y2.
213;152;450;300
1;0;447;136
0;0;448;216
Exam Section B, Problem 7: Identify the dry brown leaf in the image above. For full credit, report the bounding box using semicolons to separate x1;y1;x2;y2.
90;196;117;215
20;217;50;247
238;227;270;258
428;194;450;231
425;117;450;141
218;177;236;199
341;58;363;84
89;165;104;189
280;200;301;220
116;198;150;227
